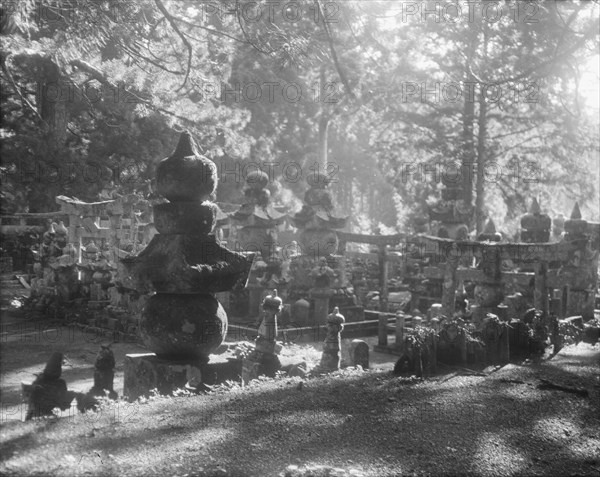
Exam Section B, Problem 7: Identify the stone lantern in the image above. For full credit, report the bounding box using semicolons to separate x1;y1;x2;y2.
229;170;286;317
242;289;284;383
472;219;503;324
288;172;355;323
429;164;472;240
121;132;253;399
561;202;597;319
315;307;345;372
520;198;551;243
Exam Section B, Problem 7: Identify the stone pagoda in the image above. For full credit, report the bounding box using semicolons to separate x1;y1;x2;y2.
520;198;551;243
120;132;253;399
561;202;598;319
288;172;353;325
471;218;504;323
228;170;286;318
428;166;473;240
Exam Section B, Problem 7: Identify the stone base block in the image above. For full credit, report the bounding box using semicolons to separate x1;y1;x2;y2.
349;339;369;369
317;351;341;373
123;353;242;401
241;352;281;384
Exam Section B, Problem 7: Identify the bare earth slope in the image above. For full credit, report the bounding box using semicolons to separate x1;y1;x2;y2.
1;338;599;477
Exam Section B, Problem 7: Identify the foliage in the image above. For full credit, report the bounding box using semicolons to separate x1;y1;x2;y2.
0;0;598;232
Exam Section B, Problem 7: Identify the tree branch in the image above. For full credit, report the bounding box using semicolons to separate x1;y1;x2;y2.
69;59;201;127
316;0;355;100
0;53;46;125
154;0;193;92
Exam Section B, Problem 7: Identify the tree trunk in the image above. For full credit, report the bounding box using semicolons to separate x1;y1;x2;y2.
461;37;477;207
37;59;67;147
475;88;488;235
317;65;330;168
318;113;330;168
475;27;489;235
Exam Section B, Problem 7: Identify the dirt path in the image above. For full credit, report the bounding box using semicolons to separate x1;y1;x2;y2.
1;300;599;476
1;342;599;475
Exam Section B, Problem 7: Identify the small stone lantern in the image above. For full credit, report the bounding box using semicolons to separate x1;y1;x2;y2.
520;198;551;243
316;307;345;372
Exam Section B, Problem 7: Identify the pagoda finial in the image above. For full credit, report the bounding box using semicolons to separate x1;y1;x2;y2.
173;131;197;158
483;218;497;234
570;202;582;220
529;197;541;215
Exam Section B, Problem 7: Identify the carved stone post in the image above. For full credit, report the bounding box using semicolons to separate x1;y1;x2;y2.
316;307;345;372
395;311;405;351
378;244;389;312
120;132;253;399
441;243;460;319
243;289;283;384
563;203;597;319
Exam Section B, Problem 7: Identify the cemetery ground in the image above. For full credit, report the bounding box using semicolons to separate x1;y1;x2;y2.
0;300;599;477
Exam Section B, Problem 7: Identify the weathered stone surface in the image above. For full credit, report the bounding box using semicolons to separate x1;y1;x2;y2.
123;353;241;401
349;339;369;369
317;307;345;372
120;234;253;294
141;293;227;361
155;132;217;202
153;201;216;235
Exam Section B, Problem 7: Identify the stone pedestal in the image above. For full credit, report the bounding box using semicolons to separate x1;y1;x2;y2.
123;353;242;401
350;340;369;368
316;307;345;373
124;353;200;401
310;288;332;324
242;289;283;383
120;132;252;394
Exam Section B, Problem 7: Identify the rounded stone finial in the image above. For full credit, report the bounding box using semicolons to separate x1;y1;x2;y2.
307;171;331;189
172;131;198;158
156;131;218;202
478;219;501;242
570;202;582;220
55;220;68;236
328;307;345;325
564;202;587;236
529;197;541;215
263;288;283;312
246;170;270;190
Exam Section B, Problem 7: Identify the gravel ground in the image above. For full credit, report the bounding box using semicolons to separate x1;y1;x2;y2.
1;338;599;477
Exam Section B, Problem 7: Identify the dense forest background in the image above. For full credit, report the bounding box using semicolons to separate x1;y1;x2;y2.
1;0;598;236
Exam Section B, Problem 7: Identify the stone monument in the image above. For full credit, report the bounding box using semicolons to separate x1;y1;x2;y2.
315;307;345;372
520;198;551;243
288;172;356;324
242;289;283;383
229;170;286;318
120;132;253;399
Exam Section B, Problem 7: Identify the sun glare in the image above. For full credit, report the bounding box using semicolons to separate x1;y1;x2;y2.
580;55;600;115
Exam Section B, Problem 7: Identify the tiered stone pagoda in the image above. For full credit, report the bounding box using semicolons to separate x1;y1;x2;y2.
120;132;253;399
288;172;352;324
561;202;598;319
228;170;286;317
471;219;504;323
520;198;551;243
428;166;473;240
